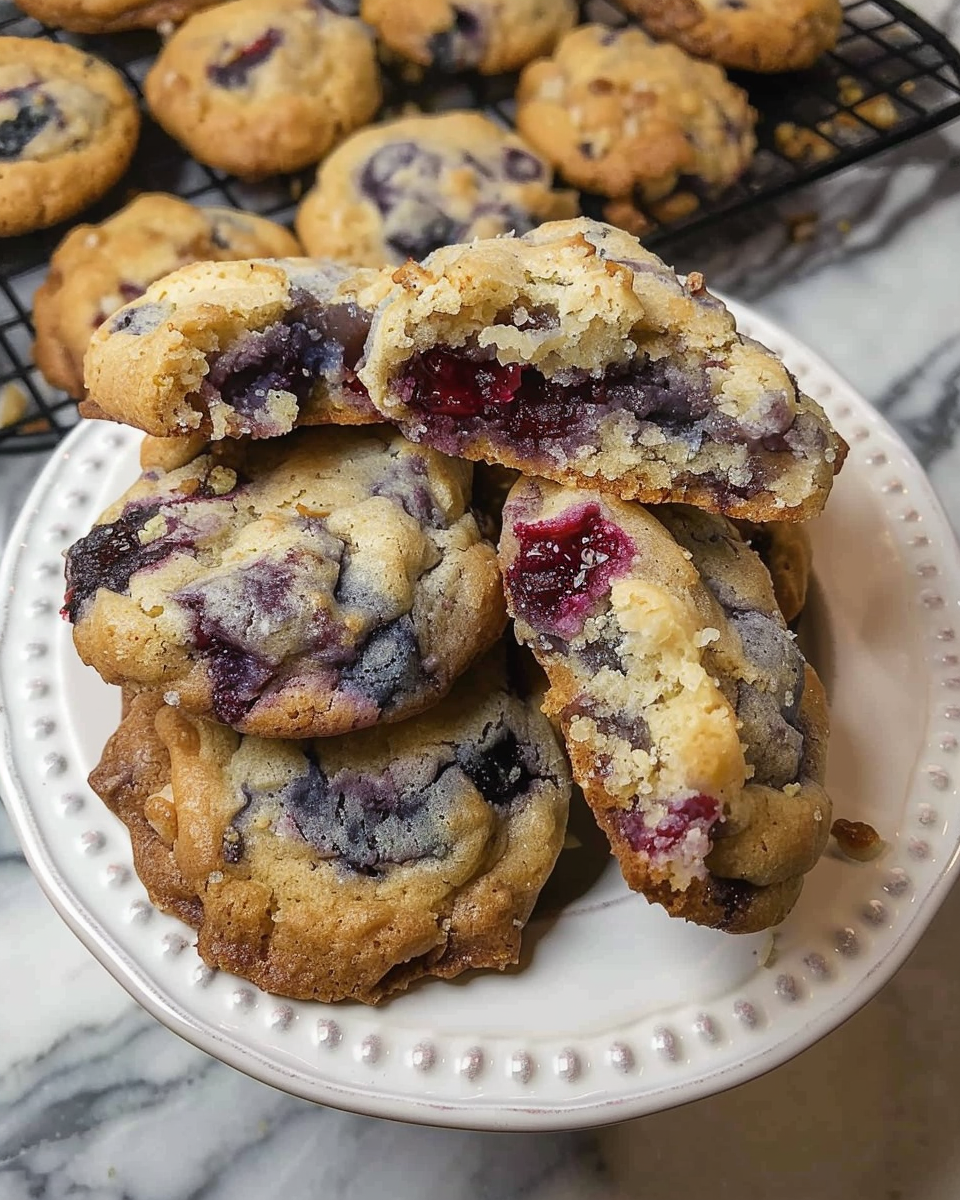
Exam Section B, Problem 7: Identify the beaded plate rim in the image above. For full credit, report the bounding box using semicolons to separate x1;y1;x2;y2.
2;298;958;1131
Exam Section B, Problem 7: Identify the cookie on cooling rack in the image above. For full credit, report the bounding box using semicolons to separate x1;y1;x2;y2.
0;38;140;237
83;257;389;438
89;652;571;1004
357;218;846;523
144;0;381;177
14;0;216;33
295;111;578;269
33;194;301;400
360;0;576;75
64;425;506;738
515;24;756;208
499;477;831;933
617;0;843;73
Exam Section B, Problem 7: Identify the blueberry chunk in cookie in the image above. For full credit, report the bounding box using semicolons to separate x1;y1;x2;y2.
359;218;846;522
83;258;389;439
499;476;832;933
360;0;577;75
64;426;506;738
88;651;571;1003
295;112;578;268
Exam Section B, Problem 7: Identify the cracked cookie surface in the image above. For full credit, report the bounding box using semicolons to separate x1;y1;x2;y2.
359;218;846;522
499;476;831;932
90;653;570;1003
34;194;301;399
515;24;756;207
65;426;506;738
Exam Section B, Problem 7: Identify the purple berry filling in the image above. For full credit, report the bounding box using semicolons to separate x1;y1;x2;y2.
426;5;485;71
370;453;446;527
617;794;721;857
340;616;424;710
63;503;166;622
0;86;56;160
506;503;635;639
175;549;354;724
239;717;540;871
457;729;533;806
395;344;820;497
207;29;284;89
357;141;544;264
197;296;373;433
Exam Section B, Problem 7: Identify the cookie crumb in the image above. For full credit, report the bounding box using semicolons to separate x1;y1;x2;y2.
0;382;27;429
854;94;900;130
785;211;818;244
832;817;884;861
775;122;835;164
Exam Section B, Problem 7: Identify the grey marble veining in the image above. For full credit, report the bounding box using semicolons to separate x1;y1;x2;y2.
3;3;960;1195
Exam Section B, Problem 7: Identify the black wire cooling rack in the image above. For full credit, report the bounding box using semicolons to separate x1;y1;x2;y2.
1;0;959;456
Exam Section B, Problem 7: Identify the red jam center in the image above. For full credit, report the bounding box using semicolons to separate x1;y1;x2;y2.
401;348;608;444
618;794;720;858
506;503;634;638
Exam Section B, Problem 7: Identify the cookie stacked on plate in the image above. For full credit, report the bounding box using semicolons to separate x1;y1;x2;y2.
67;218;845;1002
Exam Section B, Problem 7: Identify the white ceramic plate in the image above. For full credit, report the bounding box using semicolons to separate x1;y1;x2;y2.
2;301;959;1132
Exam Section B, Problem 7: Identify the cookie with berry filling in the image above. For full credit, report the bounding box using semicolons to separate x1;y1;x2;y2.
0;38;140;236
295;111;578;269
64;426;506;738
83;258;390;439
618;0;843;73
499;476;831;933
515;25;756;210
144;0;381;177
360;0;576;75
89;652;570;1004
359;218;846;522
34;194;301;399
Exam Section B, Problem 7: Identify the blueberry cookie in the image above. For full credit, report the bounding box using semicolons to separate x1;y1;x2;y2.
359;218;846;522
618;0;843;73
0;38;140;236
33;195;301;399
295;112;578;269
90;654;569;1003
144;0;381;178
499;477;831;932
360;0;576;75
733;519;812;623
515;25;756;207
15;0;217;34
83;258;390;438
64;426;506;737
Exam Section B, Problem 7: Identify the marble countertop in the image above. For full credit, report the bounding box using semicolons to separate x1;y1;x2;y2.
3;3;960;1194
